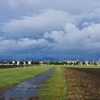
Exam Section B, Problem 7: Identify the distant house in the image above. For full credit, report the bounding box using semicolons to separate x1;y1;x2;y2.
28;60;31;65
97;60;100;65
39;61;43;65
67;60;74;64
80;62;83;65
12;61;15;64
17;61;20;65
85;60;89;65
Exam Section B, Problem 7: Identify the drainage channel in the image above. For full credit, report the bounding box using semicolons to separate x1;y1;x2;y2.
0;68;55;100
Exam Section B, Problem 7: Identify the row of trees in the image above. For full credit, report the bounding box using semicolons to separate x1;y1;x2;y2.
43;61;80;65
20;61;39;65
43;61;98;65
0;60;39;65
0;60;98;65
81;61;97;65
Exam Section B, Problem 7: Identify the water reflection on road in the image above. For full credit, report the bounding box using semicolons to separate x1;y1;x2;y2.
0;68;55;100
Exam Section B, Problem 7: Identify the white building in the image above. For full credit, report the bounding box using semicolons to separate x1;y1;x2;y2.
17;61;20;65
12;61;15;64
85;60;89;65
28;60;31;65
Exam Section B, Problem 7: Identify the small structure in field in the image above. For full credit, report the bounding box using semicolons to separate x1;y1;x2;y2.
39;61;43;65
17;61;20;65
12;61;15;64
28;60;32;65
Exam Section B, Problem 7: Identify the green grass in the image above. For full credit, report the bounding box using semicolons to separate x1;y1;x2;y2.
0;65;53;89
38;66;67;100
1;64;99;98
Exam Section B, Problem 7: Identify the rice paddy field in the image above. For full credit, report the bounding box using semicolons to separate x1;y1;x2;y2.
0;65;100;100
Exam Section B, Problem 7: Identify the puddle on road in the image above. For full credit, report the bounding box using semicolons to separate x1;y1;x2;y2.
0;68;55;100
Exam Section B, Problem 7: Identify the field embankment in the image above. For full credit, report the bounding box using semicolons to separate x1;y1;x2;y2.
38;66;67;100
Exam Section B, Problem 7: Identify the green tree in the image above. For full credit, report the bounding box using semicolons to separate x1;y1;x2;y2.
82;61;85;65
53;61;59;65
8;61;12;64
31;60;39;65
93;62;97;65
25;61;28;64
19;61;24;65
15;61;17;64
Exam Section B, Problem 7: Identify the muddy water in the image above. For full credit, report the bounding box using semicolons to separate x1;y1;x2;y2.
0;68;55;100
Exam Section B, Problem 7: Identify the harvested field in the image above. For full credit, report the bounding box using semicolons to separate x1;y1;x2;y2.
63;68;100;100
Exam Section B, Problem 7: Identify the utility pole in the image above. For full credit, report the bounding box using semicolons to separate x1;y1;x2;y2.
24;58;25;69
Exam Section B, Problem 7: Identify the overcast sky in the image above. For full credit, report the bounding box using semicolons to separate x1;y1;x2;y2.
0;0;100;60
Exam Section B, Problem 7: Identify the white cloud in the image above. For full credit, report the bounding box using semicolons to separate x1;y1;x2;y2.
18;38;48;48
2;22;100;53
1;0;100;59
1;10;78;37
9;0;18;7
82;22;90;26
2;7;100;38
43;23;100;51
0;37;49;53
8;0;40;7
7;0;100;13
1;22;100;58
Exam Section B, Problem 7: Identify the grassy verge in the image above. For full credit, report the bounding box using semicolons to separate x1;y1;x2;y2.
0;65;53;89
38;66;67;100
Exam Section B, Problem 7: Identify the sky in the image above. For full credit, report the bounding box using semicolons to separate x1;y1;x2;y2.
0;0;100;60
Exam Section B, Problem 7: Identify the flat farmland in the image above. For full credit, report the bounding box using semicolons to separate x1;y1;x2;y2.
63;67;100;100
0;66;53;92
0;65;100;100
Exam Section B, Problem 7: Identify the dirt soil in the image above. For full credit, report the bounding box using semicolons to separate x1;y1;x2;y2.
63;68;100;100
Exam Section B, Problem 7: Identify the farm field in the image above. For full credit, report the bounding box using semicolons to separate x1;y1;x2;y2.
38;65;100;100
0;66;53;92
63;67;100;100
63;65;100;68
0;65;100;100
